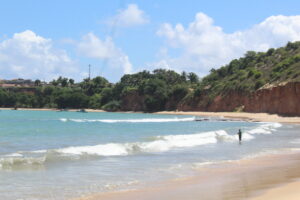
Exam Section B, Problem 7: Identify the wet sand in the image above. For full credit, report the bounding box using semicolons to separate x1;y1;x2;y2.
74;151;300;200
251;180;300;200
156;111;300;124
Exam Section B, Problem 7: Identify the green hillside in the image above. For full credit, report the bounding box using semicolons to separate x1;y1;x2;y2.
199;41;300;98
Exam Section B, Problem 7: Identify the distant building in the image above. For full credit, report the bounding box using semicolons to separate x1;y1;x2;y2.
0;78;35;88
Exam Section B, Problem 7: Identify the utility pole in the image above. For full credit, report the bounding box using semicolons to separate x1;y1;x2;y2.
88;64;91;80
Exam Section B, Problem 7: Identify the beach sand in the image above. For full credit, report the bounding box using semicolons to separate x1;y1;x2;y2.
251;180;300;200
74;151;300;200
156;111;300;124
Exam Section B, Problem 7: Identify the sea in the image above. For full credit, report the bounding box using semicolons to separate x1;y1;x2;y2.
0;110;299;200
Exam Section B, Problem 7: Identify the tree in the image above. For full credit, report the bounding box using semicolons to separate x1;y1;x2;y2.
89;94;102;109
100;88;114;105
61;78;69;87
34;79;41;86
170;85;188;101
55;92;88;109
79;76;110;95
187;72;199;83
50;79;58;86
181;71;187;82
69;79;75;86
140;79;168;112
0;89;8;106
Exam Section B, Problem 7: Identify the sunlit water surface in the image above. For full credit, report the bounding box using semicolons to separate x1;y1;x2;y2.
0;110;299;200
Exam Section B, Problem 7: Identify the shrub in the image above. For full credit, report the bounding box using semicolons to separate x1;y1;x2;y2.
171;85;188;100
254;71;262;79
102;100;120;111
255;79;265;90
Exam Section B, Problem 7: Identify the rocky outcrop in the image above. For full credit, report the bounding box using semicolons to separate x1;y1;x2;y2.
179;82;300;116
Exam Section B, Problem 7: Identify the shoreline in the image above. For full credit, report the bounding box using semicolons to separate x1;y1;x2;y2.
1;108;300;123
156;111;300;124
74;151;300;200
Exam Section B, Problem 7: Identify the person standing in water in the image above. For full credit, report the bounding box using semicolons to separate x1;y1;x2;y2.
238;129;242;143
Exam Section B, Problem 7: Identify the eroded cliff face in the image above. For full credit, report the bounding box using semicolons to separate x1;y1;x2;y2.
179;82;300;116
120;82;300;116
243;82;300;116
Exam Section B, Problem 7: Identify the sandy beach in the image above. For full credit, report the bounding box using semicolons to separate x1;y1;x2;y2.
156;111;300;124
74;151;300;200
251;180;300;200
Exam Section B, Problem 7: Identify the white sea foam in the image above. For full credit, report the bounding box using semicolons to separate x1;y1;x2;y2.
57;130;239;156
291;139;300;144
50;122;281;157
60;118;68;122
55;143;130;156
0;156;46;169
36;130;242;157
59;117;196;123
242;148;300;160
246;122;282;135
4;153;23;157
247;127;272;134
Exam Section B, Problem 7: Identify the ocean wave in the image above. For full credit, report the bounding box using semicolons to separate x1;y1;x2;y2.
0;122;282;169
247;122;282;135
51;130;229;156
59;117;196;123
0;156;46;170
0;129;236;169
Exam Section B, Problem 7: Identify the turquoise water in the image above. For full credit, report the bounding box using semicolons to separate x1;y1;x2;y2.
0;110;299;200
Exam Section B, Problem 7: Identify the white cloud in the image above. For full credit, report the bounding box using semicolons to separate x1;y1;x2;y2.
155;13;300;76
77;33;132;80
107;4;148;27
0;30;81;81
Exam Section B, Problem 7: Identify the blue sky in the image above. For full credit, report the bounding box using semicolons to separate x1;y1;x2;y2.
0;0;300;82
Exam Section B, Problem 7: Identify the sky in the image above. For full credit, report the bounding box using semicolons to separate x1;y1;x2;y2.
0;0;300;82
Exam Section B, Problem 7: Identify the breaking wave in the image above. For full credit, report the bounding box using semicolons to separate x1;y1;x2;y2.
0;122;281;170
59;117;196;123
247;122;282;134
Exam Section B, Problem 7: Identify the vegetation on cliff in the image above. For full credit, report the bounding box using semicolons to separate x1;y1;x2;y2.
200;41;300;97
0;41;299;112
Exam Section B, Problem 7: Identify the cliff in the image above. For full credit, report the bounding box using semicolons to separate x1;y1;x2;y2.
178;82;300;116
244;82;300;116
